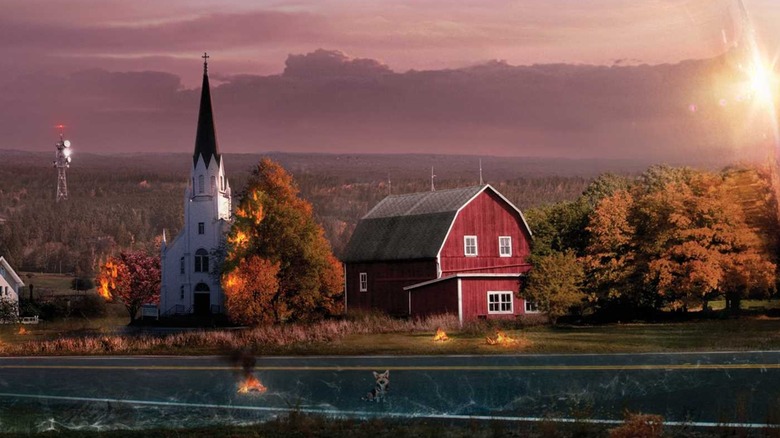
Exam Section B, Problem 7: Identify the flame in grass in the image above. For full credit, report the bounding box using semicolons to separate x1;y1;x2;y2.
486;330;519;346
433;327;449;342
17;326;27;335
237;374;267;394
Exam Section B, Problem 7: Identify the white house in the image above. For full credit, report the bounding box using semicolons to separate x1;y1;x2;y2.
0;256;23;320
160;56;232;316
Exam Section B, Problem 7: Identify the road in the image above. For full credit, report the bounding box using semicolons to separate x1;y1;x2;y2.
0;352;778;432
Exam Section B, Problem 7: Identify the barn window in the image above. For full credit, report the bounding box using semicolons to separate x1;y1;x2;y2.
525;300;539;313
487;291;513;314
194;248;209;273
499;236;512;257
359;273;368;292
464;235;478;256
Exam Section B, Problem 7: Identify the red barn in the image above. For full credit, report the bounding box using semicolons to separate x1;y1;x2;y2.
342;184;535;324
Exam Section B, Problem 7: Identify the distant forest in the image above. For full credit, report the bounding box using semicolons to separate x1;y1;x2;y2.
0;151;713;276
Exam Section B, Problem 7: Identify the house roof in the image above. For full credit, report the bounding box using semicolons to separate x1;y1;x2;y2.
193;60;221;168
342;184;531;262
0;256;24;287
403;273;524;291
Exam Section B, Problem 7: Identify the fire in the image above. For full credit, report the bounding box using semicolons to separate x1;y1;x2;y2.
229;230;249;247
98;278;112;300
237;374;267;394
17;326;27;335
433;327;449;342
486;330;519;346
97;259;120;301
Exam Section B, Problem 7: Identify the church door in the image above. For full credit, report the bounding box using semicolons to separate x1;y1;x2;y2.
193;283;211;316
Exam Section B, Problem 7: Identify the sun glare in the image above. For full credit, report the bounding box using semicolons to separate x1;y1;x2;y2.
747;56;776;106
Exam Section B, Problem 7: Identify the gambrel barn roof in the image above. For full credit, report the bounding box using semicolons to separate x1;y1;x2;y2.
342;184;531;262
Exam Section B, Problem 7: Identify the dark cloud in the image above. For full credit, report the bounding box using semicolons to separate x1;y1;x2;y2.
2;49;772;163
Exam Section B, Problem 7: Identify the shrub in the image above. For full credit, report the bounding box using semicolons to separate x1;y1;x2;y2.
609;413;664;438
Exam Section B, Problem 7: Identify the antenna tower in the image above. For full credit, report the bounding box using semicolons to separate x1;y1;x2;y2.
53;125;73;202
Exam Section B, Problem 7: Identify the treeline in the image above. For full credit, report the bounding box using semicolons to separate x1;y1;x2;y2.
523;165;780;322
0;156;591;275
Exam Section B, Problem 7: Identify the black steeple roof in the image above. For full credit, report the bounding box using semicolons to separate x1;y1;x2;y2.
193;53;220;168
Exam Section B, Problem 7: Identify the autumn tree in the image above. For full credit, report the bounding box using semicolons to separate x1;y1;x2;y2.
95;251;160;323
582;168;776;313
583;189;644;310
223;256;280;325
222;158;344;325
521;250;585;324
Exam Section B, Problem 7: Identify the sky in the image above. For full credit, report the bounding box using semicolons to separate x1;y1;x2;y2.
3;0;780;161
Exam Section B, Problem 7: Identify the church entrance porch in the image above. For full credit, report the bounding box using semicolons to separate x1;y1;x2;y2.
193;282;211;315
194;293;211;315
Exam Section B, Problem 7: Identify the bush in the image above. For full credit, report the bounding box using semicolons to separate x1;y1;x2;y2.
609;413;664;438
0;298;19;323
71;294;107;318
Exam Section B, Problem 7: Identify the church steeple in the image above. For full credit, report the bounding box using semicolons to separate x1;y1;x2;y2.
193;52;220;168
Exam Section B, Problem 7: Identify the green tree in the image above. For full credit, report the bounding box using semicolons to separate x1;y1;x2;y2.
222;158;344;324
70;277;94;294
522;250;585;324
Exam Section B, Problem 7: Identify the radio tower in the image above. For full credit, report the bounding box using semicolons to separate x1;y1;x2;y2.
53;125;73;202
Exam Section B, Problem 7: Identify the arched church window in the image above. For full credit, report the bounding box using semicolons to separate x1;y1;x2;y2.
194;283;210;292
194;248;209;272
180;257;185;274
198;175;205;194
211;175;216;193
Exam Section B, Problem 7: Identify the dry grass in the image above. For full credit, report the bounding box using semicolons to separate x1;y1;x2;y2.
0;313;461;356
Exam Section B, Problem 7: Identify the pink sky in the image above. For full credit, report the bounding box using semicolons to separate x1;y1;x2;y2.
3;0;780;160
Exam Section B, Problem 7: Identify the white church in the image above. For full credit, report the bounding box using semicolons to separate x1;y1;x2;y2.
160;55;232;316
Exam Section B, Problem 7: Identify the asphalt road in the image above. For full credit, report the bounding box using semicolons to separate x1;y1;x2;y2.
0;352;779;432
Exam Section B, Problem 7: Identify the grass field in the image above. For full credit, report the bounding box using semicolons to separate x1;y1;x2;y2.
1;313;779;356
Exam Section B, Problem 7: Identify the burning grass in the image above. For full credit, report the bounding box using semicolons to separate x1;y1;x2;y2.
433;327;449;342
485;330;530;348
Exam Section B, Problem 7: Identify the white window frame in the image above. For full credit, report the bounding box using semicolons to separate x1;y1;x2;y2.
487;291;513;314
499;236;512;257
464;235;478;257
525;300;540;313
359;272;368;292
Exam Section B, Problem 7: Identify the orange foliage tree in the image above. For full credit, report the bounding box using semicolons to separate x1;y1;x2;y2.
586;168;776;312
222;158;344;324
95;251;160;322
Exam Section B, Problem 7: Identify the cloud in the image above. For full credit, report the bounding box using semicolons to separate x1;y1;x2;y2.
283;49;391;78
1;49;771;164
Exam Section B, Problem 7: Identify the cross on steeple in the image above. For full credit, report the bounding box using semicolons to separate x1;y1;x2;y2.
202;52;210;73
